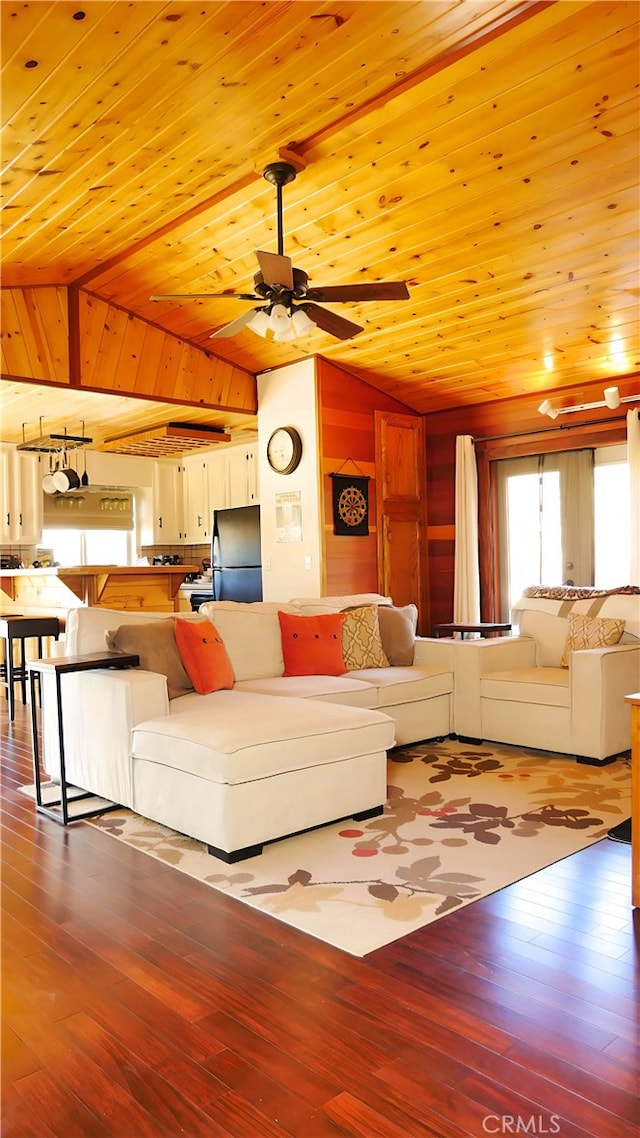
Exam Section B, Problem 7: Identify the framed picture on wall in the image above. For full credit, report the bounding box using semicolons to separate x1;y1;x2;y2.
275;491;302;543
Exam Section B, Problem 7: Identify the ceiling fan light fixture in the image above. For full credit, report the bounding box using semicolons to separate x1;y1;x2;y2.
291;307;316;337
272;320;297;343
247;309;270;337
268;303;290;330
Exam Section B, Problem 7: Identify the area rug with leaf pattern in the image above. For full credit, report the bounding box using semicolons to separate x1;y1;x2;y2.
86;739;631;956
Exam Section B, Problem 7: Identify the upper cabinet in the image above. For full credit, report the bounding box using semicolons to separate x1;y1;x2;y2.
151;461;184;544
226;446;259;508
183;446;257;539
206;446;259;521
182;457;211;545
0;447;43;545
138;444;259;547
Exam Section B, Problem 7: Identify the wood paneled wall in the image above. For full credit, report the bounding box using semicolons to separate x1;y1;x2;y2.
1;287;70;383
425;373;640;627
317;358;416;596
1;286;256;414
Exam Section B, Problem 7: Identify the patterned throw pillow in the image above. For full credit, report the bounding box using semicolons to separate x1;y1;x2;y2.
174;618;234;694
278;611;346;676
342;605;389;670
106;619;193;700
560;612;625;667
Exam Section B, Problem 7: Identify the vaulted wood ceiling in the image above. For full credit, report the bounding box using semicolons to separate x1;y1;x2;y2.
1;0;639;445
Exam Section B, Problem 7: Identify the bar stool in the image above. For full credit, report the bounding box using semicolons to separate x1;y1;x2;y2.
0;615;61;721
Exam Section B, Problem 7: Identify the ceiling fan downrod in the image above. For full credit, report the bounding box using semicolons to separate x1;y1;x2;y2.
262;162;297;257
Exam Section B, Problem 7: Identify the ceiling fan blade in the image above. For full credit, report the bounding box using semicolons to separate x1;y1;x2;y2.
305;282;409;303
255;250;293;289
209;309;260;339
151;292;259;301
303;303;363;341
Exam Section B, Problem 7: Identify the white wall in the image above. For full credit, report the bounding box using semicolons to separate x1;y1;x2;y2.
257;359;323;600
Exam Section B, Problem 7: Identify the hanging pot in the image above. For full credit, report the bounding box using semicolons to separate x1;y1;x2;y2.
53;452;81;492
42;456;59;494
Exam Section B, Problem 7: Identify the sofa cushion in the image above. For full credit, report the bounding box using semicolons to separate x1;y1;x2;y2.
342;605;389;670
174;618;234;695
69;605;185;656
560;612;625;666
347;665;453;707
278;611;346;676
290;593;392;614
377;603;418;666
133;690;395;785
232;673;378;707
105;619;194;700
199;601;297;682
481;667;570;708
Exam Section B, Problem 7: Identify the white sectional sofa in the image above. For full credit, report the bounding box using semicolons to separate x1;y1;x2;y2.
452;588;640;765
42;594;455;861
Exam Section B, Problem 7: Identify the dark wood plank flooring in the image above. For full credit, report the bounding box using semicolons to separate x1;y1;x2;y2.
2;701;638;1137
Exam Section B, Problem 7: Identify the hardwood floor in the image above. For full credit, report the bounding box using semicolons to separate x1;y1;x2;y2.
2;701;638;1138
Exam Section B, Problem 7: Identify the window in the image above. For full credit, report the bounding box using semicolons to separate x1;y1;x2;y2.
498;444;630;618
40;528;133;567
504;466;562;606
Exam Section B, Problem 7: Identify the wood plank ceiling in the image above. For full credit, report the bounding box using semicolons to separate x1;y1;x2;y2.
1;0;639;445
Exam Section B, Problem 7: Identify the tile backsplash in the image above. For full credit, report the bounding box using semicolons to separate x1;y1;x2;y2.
2;542;211;569
140;543;210;566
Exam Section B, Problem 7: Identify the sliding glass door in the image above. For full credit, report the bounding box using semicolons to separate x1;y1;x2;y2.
497;444;629;619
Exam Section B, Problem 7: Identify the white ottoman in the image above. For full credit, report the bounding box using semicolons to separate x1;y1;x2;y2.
130;690;395;861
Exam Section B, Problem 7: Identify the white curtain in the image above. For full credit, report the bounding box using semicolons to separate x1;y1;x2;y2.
453;435;480;622
628;408;640;583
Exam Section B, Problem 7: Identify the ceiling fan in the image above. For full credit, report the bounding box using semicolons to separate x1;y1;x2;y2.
150;162;410;342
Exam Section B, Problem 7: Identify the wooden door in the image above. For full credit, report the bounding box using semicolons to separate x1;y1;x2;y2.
375;411;430;634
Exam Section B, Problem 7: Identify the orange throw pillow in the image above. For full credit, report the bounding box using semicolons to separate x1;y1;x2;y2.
278;611;346;676
174;618;234;694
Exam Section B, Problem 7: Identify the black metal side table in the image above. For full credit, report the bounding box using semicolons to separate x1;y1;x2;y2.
28;651;139;825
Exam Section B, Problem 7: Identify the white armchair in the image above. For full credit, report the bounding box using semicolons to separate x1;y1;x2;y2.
452;591;640;765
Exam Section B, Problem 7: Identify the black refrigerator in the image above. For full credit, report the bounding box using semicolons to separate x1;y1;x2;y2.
211;504;262;602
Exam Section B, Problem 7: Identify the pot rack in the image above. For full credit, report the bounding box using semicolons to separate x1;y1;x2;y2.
16;419;92;453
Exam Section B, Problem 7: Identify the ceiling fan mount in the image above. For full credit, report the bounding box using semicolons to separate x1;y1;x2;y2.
262;161;297;189
151;161;409;341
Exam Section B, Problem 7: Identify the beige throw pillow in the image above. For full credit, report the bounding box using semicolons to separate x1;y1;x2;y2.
377;604;418;666
342;605;389;670
560;612;625;667
106;620;194;699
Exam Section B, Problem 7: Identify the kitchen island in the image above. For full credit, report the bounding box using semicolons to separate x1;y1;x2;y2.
0;565;200;614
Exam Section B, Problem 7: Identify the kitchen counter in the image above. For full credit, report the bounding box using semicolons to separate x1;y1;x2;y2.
0;565;200;613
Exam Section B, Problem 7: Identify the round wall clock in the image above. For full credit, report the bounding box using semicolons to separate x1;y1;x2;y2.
266;426;303;474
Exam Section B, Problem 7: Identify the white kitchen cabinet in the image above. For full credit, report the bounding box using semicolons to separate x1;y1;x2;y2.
225;446;259;508
151;461;184;543
0;447;43;545
206;450;229;516
182;456;212;544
